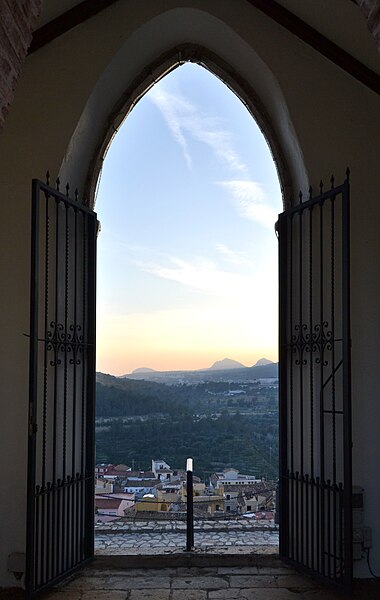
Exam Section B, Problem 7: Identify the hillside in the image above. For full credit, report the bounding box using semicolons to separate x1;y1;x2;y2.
96;373;193;417
95;371;279;479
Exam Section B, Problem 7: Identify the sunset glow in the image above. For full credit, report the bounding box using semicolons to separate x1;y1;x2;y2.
95;64;282;376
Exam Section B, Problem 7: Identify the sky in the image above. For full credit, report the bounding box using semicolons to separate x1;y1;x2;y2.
95;63;283;376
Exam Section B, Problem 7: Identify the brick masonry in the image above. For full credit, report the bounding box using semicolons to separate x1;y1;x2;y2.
0;0;41;131
356;0;380;50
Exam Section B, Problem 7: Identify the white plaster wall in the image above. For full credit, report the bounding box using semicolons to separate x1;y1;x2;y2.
0;0;379;586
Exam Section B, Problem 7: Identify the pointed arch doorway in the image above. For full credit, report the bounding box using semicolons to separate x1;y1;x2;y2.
94;57;282;553
28;46;350;597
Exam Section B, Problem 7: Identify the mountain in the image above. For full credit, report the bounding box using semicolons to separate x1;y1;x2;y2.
253;358;274;367
132;367;157;374
209;358;246;370
120;362;277;383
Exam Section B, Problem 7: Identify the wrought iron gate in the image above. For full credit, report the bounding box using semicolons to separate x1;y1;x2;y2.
277;172;352;592
26;178;97;598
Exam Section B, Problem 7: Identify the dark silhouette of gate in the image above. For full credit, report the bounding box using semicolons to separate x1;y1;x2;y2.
26;178;97;598
277;172;352;593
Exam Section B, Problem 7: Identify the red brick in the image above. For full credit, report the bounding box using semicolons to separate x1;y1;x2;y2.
0;0;42;131
0;23;24;66
357;0;380;50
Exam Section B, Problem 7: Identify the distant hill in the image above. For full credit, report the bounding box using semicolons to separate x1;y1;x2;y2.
119;361;278;383
96;372;191;417
131;367;157;374
209;358;246;370
253;358;274;367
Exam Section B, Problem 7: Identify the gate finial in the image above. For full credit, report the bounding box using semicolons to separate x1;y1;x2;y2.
346;167;350;182
330;175;335;189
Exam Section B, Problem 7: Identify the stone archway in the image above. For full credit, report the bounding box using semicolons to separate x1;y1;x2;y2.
83;43;295;211
57;7;309;208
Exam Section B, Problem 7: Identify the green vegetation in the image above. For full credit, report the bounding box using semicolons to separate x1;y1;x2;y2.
95;373;278;480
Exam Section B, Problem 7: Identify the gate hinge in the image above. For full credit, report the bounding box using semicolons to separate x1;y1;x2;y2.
274;220;279;239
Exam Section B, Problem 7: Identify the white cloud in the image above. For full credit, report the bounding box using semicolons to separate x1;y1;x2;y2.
218;180;278;229
133;254;253;298
148;87;193;168
215;243;252;266
149;85;246;173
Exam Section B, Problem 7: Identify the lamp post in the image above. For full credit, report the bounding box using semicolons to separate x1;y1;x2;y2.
186;457;194;551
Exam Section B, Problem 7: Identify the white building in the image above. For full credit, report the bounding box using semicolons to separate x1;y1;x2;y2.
152;459;174;481
211;468;261;490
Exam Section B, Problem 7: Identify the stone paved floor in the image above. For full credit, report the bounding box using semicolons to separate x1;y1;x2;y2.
29;561;380;599
2;558;380;599
1;521;378;598
95;519;278;555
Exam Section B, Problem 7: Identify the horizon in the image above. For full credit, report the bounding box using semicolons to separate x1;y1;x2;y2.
98;355;277;377
95;63;281;376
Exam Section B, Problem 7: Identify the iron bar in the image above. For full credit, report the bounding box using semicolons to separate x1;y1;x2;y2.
35;487;40;588
278;213;289;559
42;192;50;489
86;211;96;559
46;483;51;582
26;179;40;598
327;480;331;578
342;177;353;593
278;174;352;592
289;216;294;561
319;198;326;577
26;180;97;598
316;476;320;573
71;208;78;567
308;205;314;571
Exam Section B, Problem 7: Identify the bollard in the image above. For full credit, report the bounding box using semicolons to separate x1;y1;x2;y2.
186;458;194;551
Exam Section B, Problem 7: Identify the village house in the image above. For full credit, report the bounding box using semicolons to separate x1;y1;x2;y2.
181;481;224;515
222;488;240;513
125;470;156;481
95;463;114;477
95;494;134;519
211;468;261;490
124;479;160;498
95;478;114;495
151;459;174;481
134;490;180;514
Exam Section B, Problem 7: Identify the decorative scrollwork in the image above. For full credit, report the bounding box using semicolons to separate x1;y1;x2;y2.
290;321;332;366
292;324;309;365
312;322;332;365
46;321;85;365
